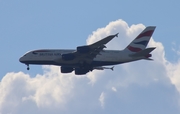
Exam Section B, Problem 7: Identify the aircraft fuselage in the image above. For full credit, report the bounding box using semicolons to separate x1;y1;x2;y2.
19;49;141;68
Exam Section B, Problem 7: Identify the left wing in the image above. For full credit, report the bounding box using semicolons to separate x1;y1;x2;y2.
61;33;119;64
90;33;119;48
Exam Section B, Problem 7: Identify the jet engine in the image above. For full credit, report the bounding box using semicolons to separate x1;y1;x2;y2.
60;67;74;73
74;68;89;75
77;46;90;53
62;53;75;61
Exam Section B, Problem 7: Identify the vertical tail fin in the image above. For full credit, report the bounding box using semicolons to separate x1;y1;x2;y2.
124;26;156;53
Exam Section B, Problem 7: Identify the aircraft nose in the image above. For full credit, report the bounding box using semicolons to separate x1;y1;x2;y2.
19;57;24;63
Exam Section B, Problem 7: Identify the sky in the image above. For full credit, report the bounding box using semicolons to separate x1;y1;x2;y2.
0;0;180;114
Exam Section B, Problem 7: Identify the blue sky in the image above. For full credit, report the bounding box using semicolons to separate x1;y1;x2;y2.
0;0;180;76
0;0;180;114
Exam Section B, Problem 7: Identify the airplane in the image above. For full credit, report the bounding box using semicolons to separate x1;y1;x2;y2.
19;26;156;75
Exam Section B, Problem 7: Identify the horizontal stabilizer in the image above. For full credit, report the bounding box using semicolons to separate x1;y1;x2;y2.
144;58;153;60
130;47;156;57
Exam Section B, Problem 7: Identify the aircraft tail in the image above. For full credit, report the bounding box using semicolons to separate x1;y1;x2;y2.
124;26;156;53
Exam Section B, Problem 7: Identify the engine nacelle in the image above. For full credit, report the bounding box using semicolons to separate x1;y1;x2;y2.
62;53;75;61
75;68;89;75
77;46;90;53
61;67;74;73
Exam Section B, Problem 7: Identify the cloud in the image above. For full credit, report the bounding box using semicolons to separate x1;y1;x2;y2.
167;60;180;92
1;19;180;114
171;42;180;56
111;87;117;92
99;92;105;108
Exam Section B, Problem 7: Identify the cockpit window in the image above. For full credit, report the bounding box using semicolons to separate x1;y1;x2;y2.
23;54;27;57
32;51;38;55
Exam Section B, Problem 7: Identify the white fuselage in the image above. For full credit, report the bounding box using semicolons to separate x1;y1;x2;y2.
19;49;142;67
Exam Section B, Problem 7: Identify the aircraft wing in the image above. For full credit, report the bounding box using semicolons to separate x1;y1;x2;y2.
90;33;119;48
62;33;118;64
76;33;118;63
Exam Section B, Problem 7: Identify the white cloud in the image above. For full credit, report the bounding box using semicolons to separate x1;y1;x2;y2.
1;19;180;114
171;42;180;56
99;92;105;108
167;60;180;92
0;67;79;114
112;87;117;92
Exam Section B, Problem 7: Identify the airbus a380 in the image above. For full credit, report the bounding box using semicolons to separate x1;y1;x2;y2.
19;26;156;75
